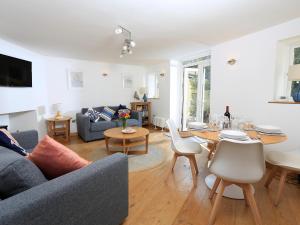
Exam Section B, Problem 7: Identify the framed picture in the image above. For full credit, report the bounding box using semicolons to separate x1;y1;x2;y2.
122;75;133;88
67;70;84;89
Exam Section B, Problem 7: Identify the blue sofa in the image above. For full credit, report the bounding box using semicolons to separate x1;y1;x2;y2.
0;130;128;225
76;106;142;142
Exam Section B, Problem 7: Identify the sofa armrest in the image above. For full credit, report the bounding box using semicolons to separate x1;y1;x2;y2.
76;113;91;141
130;110;142;127
12;130;38;151
0;153;128;225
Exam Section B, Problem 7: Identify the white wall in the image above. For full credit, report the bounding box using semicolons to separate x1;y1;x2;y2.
0;38;48;136
211;18;300;151
0;38;146;134
0;39;48;115
170;60;183;127
45;57;145;132
145;62;171;120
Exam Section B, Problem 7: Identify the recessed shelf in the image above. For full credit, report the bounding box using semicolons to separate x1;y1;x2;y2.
268;101;300;104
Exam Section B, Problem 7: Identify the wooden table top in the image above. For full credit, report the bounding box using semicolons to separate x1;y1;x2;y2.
46;116;72;122
104;127;149;139
191;130;287;145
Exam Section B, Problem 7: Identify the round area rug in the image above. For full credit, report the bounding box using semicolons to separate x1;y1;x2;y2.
127;145;167;172
79;143;168;173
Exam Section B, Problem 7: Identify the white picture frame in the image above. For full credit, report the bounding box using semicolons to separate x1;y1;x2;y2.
122;75;133;89
67;70;84;89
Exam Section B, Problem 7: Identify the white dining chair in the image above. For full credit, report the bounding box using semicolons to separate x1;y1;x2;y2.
166;119;206;186
208;139;265;225
264;150;300;206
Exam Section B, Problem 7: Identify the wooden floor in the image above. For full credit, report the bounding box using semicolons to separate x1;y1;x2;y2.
66;129;300;225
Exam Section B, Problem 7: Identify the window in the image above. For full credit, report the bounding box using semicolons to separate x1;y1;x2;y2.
147;73;159;98
290;47;300;96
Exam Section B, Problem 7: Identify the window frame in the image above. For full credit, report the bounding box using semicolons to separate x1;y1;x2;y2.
287;45;300;97
146;72;159;99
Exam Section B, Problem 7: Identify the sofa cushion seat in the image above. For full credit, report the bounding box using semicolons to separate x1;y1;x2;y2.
90;121;117;132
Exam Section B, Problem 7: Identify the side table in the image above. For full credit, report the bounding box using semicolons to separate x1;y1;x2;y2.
46;116;72;142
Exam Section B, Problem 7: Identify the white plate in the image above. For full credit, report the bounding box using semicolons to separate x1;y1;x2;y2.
255;125;282;134
220;130;248;138
219;136;251;141
122;128;136;134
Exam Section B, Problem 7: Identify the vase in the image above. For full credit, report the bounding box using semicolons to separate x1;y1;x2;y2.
292;85;300;102
122;119;127;129
143;93;148;102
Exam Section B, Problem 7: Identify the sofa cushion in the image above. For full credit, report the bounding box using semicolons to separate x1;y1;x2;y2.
82;106;119;115
28;136;90;179
99;107;116;121
0;129;28;156
84;108;101;122
90;120;117;132
0;147;47;199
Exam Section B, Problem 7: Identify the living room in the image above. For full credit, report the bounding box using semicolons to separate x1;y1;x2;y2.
0;1;300;225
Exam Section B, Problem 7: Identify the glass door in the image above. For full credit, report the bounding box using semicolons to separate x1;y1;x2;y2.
182;63;210;130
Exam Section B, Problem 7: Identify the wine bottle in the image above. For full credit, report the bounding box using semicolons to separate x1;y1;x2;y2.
224;106;231;121
223;106;231;129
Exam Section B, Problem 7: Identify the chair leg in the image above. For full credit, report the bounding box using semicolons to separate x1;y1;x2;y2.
264;166;278;188
209;177;221;199
188;155;199;174
187;156;197;186
166;153;178;180
208;180;225;225
244;184;263;225
243;189;249;206
274;169;288;206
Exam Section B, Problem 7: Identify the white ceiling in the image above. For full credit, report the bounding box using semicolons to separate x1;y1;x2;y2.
0;0;300;65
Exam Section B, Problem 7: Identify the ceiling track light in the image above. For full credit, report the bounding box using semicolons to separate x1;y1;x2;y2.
115;25;136;58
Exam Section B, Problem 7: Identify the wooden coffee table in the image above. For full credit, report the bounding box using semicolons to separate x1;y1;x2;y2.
104;127;149;155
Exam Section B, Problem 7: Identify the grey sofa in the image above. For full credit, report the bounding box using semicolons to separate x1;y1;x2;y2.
0;130;128;225
76;106;142;142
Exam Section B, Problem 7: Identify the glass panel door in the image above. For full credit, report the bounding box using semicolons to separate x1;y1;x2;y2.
182;64;211;130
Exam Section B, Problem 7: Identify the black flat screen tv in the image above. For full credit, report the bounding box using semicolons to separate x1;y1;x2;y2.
0;54;32;87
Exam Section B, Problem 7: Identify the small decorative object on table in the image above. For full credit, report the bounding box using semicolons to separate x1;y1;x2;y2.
122;127;136;134
142;93;148;102
119;110;130;129
134;91;140;100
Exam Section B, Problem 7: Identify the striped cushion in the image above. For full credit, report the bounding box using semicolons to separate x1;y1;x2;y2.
99;107;116;121
84;108;100;122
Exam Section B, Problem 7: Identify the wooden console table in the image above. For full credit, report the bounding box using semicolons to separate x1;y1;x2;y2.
130;102;151;126
46;116;72;142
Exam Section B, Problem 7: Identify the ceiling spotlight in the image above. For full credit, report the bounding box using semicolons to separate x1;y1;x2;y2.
115;27;123;34
115;25;136;58
130;40;136;47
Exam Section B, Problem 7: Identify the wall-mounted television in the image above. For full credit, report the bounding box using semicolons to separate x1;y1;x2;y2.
0;54;32;87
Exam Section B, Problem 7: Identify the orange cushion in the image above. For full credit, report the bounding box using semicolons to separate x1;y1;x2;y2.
28;135;90;178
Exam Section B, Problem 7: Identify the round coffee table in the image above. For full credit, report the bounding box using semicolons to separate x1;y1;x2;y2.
104;127;149;155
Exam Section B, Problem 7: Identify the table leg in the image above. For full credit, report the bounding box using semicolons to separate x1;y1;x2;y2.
145;134;149;154
67;120;70;142
105;136;110;154
123;139;127;154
